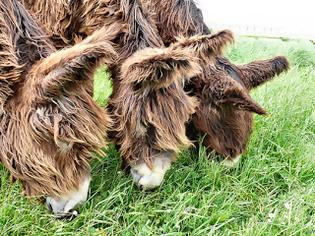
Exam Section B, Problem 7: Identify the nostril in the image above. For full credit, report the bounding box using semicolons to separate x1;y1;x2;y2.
70;209;79;216
46;203;53;212
45;197;53;212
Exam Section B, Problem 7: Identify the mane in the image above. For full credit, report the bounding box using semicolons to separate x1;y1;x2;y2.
5;0;54;65
141;0;210;45
22;0;84;49
119;0;163;57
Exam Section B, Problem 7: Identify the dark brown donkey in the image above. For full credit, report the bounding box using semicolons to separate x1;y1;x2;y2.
0;0;118;217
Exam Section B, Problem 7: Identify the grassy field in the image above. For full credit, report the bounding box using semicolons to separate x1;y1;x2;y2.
1;37;314;235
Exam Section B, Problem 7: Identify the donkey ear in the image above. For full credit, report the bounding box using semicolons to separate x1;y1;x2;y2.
121;47;201;90
217;82;266;115
237;56;289;89
173;30;234;60
34;25;119;97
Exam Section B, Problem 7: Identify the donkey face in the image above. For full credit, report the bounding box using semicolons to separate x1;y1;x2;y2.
172;31;289;163
189;56;289;164
113;45;202;190
0;0;118;217
190;68;263;161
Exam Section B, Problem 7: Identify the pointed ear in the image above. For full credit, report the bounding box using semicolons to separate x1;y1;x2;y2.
173;30;234;60
121;47;202;89
33;25;119;97
217;84;266;115
237;56;289;89
208;73;267;115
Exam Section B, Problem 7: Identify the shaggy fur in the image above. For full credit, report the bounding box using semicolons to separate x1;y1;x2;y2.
140;0;209;45
22;0;163;56
0;0;117;199
22;0;85;49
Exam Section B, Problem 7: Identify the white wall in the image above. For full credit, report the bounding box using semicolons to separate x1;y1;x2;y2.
196;0;315;39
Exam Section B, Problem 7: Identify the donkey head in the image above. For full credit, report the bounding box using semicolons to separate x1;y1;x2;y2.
113;43;202;189
0;0;118;216
176;31;289;162
21;27;117;165
202;56;289;162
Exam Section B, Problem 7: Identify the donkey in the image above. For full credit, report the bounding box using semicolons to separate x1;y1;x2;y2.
0;0;118;217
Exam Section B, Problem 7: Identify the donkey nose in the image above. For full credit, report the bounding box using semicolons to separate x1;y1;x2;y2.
55;210;79;220
46;196;80;220
46;200;53;212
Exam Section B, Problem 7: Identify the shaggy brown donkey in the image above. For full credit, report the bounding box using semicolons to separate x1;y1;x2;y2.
141;0;289;166
0;0;118;216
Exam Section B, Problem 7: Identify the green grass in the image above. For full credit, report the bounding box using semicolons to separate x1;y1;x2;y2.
1;37;315;235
